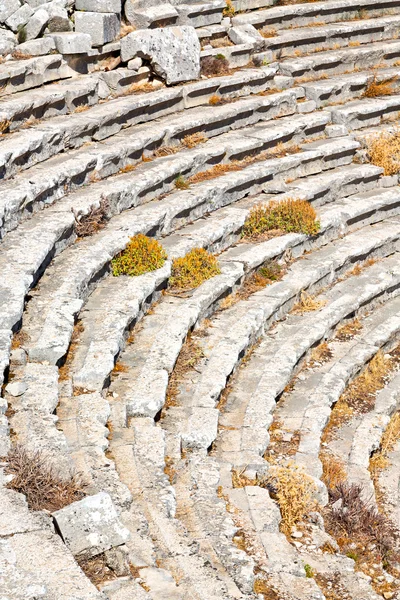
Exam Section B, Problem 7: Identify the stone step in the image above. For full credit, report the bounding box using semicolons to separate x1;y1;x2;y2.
301;66;400;107
0;74;288;183
0;66;277;137
0;75;100;133
11;137;349;368
268;294;400;484
232;0;400;30
168;233;400;455
328;93;400;129
376;432;400;532
262;14;400;61
175;1;225;29
0;54;73;97
0;106;333;238
107;181;396;421
277;38;400;79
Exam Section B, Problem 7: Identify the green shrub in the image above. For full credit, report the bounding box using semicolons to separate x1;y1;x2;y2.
242;198;320;238
170;247;221;290
111;234;167;277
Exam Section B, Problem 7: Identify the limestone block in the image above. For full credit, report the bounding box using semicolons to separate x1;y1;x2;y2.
16;37;56;56
121;26;200;85
53;492;130;557
5;4;33;32
46;3;71;32
0;0;20;23
0;28;17;55
76;0;122;13
48;31;91;53
124;3;178;29
228;24;264;48
75;11;120;47
25;8;49;41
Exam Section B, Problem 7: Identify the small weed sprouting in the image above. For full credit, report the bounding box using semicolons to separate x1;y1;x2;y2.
201;55;230;77
111;234;167;277
267;462;317;536
259;261;282;281
242;199;320;239
175;174;190;190
346;550;359;561
223;0;235;17
367;129;400;175
169;247;221;291
17;24;27;44
0;119;10;134
73;198;110;238
4;445;85;512
364;75;395;98
304;564;314;578
320;452;347;491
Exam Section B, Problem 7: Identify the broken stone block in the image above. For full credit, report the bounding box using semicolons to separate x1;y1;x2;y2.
25;8;49;41
52;492;130;558
75;11;120;47
228;24;264;49
5;3;33;32
0;28;17;55
46;3;71;32
75;0;122;13
16;37;56;56
124;2;178;29
121;26;200;85
0;0;21;24
48;31;92;54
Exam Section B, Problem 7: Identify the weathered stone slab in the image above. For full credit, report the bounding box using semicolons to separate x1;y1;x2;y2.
75;11;120;47
121;26;200;84
76;0;122;12
0;0;20;23
25;8;49;41
48;31;91;54
53;491;130;557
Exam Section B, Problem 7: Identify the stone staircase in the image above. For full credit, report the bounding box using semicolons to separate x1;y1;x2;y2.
2;1;400;599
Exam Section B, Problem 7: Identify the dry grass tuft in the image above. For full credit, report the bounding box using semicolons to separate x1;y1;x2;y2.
77;554;117;587
292;290;326;314
324;481;397;562
320;452;347;490
209;94;223;105
364;75;395;98
182;132;207;148
201;54;230;77
119;23;136;38
260;27;277;38
111;234;167;277
370;411;400;475
243;199;320;239
126;81;154;95
170;247;221;291
367;129;400;175
335;317;362;341
309;341;332;366
0;119;11;134
73;198;109;238
4;445;85;512
267;462;318;535
11;329;29;350
232;467;258;488
74;104;90;113
165;335;205;408
223;0;235;17
237;262;283;301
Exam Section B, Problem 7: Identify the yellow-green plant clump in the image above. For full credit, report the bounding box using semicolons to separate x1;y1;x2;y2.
111;234;167;277
242;198;320;238
170;247;221;290
367;130;400;175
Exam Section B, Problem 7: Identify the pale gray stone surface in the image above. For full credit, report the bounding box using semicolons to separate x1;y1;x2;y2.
49;31;91;53
75;11;120;47
228;24;264;47
0;27;17;54
53;491;130;557
16;36;56;56
0;0;20;23
76;0;121;12
121;26;200;84
25;8;49;40
5;4;33;32
46;2;71;32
